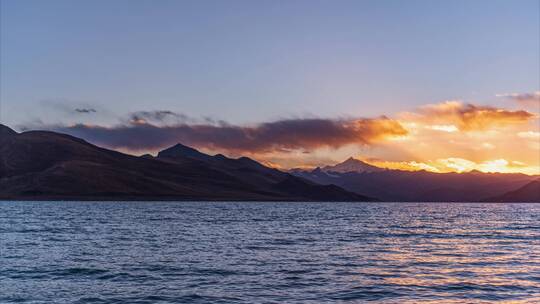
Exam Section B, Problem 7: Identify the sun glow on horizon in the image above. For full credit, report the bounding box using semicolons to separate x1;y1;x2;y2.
361;158;540;176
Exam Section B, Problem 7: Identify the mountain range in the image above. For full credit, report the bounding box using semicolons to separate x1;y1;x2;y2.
0;124;370;201
1;124;538;202
486;180;540;202
290;158;539;202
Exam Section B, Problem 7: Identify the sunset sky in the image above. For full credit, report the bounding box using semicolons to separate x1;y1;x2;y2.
1;0;539;174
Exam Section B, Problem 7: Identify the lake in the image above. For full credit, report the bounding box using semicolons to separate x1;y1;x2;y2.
1;201;539;303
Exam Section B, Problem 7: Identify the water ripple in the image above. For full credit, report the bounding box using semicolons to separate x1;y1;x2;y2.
1;201;539;303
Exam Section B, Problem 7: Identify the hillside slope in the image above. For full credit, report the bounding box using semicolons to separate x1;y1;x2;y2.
0;125;372;201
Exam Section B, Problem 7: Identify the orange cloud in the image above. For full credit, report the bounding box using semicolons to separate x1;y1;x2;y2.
411;101;535;131
517;131;540;139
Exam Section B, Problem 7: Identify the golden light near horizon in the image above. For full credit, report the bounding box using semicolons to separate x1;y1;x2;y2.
362;158;539;176
387;101;539;175
257;99;540;175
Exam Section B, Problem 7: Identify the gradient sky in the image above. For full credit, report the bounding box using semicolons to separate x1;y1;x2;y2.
1;0;539;173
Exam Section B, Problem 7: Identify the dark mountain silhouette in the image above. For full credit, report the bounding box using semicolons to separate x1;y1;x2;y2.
0;124;372;201
485;180;540;202
291;160;539;202
0;124;17;137
157;143;213;161
155;147;377;201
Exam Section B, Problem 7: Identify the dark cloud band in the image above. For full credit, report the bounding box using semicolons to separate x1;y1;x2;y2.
42;117;407;153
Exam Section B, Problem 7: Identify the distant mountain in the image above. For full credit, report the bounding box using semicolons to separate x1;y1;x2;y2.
322;157;384;173
485;180;540;202
291;160;539;202
0;124;372;201
157;143;213;161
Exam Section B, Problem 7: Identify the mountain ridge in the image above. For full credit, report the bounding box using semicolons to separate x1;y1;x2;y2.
0;124;373;201
291;160;539;202
485;180;540;202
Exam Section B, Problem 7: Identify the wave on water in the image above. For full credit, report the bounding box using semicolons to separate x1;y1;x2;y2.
1;201;539;303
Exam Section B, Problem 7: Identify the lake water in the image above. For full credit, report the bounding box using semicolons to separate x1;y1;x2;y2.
1;201;539;303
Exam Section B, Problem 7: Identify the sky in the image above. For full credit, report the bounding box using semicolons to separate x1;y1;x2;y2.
1;0;539;174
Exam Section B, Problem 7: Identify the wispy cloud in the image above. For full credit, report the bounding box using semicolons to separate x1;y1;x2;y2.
75;108;97;114
127;110;191;125
517;131;540;139
496;91;540;108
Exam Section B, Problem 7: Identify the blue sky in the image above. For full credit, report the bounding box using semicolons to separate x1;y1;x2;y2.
1;0;538;128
